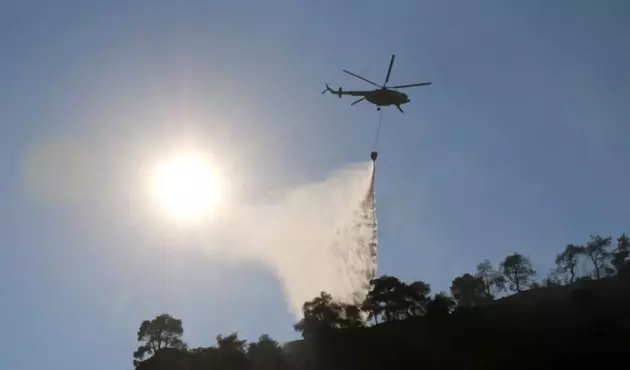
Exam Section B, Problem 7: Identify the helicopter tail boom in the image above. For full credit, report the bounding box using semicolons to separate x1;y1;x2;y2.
322;84;343;97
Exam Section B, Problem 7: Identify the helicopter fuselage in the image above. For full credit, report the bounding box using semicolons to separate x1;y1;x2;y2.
323;54;430;113
365;88;410;107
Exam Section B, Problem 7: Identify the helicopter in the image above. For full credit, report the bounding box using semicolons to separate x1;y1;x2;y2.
321;54;431;113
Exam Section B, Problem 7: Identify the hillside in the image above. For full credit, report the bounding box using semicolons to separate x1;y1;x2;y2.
281;274;629;370
134;234;630;370
138;272;629;370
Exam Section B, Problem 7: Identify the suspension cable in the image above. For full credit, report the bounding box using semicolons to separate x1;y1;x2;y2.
373;109;383;151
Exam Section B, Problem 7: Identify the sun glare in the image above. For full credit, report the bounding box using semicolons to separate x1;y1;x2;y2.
151;153;222;220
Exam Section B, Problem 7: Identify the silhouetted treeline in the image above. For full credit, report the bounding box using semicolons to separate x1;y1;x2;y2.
291;233;629;335
135;233;630;370
134;319;288;370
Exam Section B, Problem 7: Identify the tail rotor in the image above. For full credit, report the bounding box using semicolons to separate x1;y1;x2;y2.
321;84;342;98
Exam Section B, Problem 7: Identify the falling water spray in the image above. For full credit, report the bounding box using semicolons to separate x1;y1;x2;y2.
224;152;380;317
360;152;379;297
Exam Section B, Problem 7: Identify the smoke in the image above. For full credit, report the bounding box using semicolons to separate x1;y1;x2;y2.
229;161;378;317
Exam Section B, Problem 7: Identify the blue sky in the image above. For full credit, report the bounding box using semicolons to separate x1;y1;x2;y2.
2;1;630;369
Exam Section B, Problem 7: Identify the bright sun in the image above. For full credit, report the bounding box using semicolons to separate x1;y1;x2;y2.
150;152;222;220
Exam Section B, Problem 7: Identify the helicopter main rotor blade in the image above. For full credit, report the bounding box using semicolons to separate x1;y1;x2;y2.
342;69;381;88
384;54;395;86
350;97;365;106
389;82;432;89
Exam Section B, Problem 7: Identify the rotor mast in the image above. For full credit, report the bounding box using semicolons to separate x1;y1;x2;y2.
341;54;431;91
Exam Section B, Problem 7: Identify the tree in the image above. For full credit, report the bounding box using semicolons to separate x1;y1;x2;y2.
555;244;585;283
542;267;565;287
450;273;490;307
133;314;187;366
248;335;287;370
215;332;249;370
611;233;629;273
583;235;612;279
426;292;456;316
476;259;506;297
362;275;409;322
294;291;362;338
294;291;338;338
338;303;365;328
500;253;536;292
188;346;220;370
360;290;382;325
216;332;247;352
405;280;432;316
361;276;432;323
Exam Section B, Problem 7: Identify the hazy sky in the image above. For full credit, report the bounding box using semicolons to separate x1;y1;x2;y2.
2;1;630;370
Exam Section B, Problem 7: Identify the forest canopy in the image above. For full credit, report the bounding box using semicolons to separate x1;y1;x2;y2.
133;233;629;368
